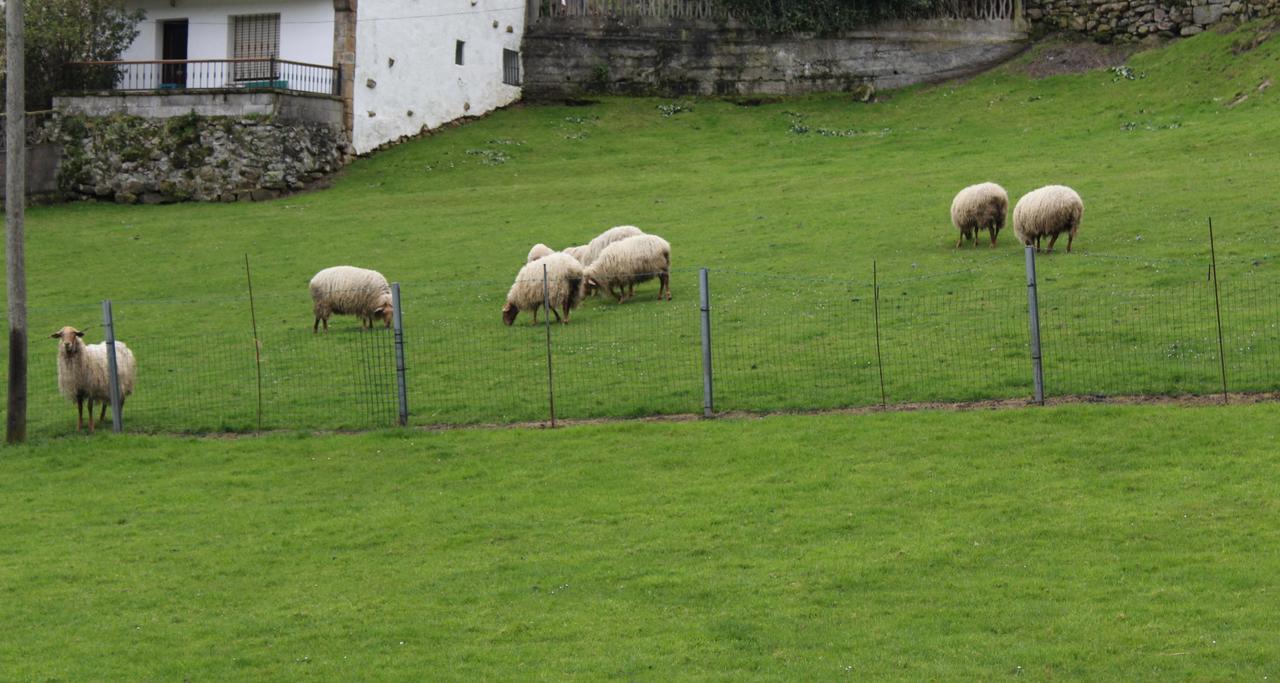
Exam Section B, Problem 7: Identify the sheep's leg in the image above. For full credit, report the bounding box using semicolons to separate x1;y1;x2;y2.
989;226;998;247
322;317;329;333
87;399;95;434
608;284;623;302
1046;233;1060;253
551;307;563;323
99;402;108;426
313;317;320;333
76;398;84;432
659;273;671;300
1066;230;1076;253
532;306;539;324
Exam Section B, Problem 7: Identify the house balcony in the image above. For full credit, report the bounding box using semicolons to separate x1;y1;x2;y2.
54;59;344;129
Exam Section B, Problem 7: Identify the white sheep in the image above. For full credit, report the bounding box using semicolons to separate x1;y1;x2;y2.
568;225;644;268
526;243;554;263
951;182;1008;248
1013;185;1084;253
309;265;394;332
503;252;586;325
51;326;137;433
584;234;671;303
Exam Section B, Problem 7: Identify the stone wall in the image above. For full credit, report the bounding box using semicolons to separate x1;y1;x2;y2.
1025;0;1276;38
523;17;1029;98
38;111;345;204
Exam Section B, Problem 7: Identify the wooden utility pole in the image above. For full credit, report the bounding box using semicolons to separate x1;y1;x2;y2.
6;0;28;443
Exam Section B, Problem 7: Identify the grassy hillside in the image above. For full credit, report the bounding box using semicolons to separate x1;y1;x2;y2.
2;403;1278;679
7;25;1280;434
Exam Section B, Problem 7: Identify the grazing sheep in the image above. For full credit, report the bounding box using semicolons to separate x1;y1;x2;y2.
583;225;643;265
563;244;591;264
51;326;137;433
503;252;586;325
584;234;671;303
951;182;1008;248
526;243;554;263
309;266;394;332
569;225;644;268
1013;185;1084;253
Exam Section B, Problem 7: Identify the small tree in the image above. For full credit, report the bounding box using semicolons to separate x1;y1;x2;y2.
0;0;143;111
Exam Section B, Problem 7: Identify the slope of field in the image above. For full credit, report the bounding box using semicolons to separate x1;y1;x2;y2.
6;24;1280;433
1;403;1278;679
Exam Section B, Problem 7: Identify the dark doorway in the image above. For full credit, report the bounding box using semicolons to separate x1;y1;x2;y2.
160;20;189;87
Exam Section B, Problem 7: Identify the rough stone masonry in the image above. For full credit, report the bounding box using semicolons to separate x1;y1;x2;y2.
1025;0;1277;39
38;111;344;204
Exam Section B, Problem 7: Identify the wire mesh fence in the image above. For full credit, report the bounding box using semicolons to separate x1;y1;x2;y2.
5;248;1280;437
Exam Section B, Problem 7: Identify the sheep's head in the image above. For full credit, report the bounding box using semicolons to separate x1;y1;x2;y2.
50;326;86;355
502;302;518;326
373;304;394;329
584;277;600;297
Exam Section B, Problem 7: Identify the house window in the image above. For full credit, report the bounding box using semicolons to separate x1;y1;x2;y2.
455;40;465;66
503;49;521;86
232;13;281;81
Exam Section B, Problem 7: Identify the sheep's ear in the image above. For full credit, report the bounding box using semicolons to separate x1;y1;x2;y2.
373;306;386;316
50;332;60;339
75;331;85;337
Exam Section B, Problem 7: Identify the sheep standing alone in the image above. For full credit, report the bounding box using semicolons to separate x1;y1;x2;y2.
309;266;394;332
51;326;137;433
584;234;672;303
526;243;554;263
1013;185;1084;253
951;182;1008;248
503;252;586;325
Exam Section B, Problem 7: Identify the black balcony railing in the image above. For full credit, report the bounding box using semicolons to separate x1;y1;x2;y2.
65;59;341;97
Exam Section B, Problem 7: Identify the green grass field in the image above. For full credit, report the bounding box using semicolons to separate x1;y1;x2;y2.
6;24;1280;435
2;403;1278;679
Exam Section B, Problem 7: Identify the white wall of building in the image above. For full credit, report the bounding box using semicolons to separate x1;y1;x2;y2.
352;0;525;154
123;0;333;64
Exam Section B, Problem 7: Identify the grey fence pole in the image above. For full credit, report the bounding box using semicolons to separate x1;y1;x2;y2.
699;268;714;418
391;282;409;426
1208;217;1228;403
101;300;124;432
873;260;886;408
1024;246;1045;405
542;264;556;427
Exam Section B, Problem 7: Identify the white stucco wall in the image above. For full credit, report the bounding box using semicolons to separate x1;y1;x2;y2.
352;0;525;154
122;0;334;88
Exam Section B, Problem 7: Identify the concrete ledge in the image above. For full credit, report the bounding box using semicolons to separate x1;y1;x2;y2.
54;90;344;129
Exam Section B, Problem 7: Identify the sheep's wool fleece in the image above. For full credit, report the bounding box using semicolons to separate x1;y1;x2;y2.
951;182;1008;231
579;225;644;266
507;252;585;312
310;266;392;316
527;243;554;263
585;234;671;287
1013;185;1084;243
57;341;137;403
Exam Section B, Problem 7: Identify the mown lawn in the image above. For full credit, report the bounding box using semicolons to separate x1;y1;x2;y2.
6;24;1280;434
1;403;1278;679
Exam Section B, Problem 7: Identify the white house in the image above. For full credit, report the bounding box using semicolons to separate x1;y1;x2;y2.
117;0;526;153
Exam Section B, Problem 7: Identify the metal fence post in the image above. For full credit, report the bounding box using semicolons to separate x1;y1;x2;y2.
392;282;409;426
873;260;886;408
699;268;714;417
1024;246;1045;405
101;300;124;432
543;264;556;427
1208;217;1228;403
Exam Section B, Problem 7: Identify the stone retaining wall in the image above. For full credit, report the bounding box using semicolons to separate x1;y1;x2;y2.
38;111;344;204
523;17;1030;98
1026;0;1276;39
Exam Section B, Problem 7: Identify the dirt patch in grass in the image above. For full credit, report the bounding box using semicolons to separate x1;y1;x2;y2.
1232;18;1280;53
1014;34;1143;79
